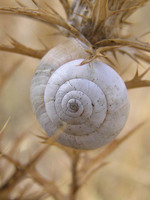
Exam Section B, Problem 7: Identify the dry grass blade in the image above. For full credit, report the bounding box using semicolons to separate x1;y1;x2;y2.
44;2;61;15
139;30;150;38
137;67;150;79
72;12;89;20
44;2;68;24
135;51;150;63
59;0;70;15
119;49;142;66
103;56;119;71
0;7;64;28
111;49;118;63
0;117;10;138
35;134;49;143
109;4;147;19
109;0;148;19
31;0;40;8
97;45;122;53
83;0;93;10
92;0;108;31
78;121;146;188
16;0;27;8
121;0;149;20
96;39;150;52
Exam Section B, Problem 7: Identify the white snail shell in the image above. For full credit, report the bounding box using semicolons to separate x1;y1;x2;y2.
30;38;129;150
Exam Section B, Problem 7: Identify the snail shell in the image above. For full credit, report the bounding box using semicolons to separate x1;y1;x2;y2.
30;38;129;150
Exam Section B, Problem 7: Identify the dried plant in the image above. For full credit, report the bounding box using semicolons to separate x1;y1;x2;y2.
0;0;150;200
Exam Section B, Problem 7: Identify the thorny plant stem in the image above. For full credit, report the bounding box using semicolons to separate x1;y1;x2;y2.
70;151;80;200
0;125;67;200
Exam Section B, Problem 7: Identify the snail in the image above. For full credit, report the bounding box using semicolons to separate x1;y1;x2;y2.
30;38;129;150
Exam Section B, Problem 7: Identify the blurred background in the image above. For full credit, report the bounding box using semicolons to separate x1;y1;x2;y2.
0;0;150;200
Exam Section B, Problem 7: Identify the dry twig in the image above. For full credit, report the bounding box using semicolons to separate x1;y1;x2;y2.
77;121;146;189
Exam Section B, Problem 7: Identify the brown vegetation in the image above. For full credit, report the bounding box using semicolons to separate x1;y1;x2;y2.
0;1;150;199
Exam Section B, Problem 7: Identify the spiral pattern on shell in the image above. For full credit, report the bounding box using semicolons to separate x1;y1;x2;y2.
30;38;129;149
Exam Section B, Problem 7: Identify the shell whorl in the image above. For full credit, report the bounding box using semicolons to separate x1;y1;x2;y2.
30;38;129;150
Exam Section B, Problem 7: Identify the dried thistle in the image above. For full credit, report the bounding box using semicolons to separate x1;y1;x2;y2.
0;0;150;200
0;0;150;86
